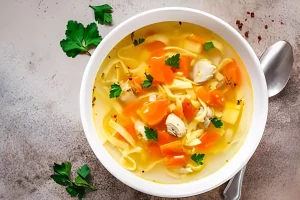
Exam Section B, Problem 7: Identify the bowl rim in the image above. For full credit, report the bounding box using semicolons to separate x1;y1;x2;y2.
80;7;268;198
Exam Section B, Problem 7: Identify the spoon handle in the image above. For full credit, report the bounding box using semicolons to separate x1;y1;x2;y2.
223;166;246;200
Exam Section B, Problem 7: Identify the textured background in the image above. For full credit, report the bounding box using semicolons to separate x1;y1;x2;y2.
1;0;300;199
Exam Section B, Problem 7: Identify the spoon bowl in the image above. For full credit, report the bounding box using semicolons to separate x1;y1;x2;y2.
261;41;294;97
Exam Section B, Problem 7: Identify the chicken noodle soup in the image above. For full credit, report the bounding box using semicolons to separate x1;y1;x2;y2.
92;22;253;183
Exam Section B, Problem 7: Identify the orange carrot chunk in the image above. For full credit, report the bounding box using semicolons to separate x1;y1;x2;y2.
222;60;242;85
166;155;187;167
148;57;174;84
197;131;220;150
157;131;177;146
147;143;163;159
160;141;184;156
175;56;191;77
182;98;197;121
140;99;169;126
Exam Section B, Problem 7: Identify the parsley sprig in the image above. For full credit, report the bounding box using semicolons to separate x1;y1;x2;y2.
50;162;96;200
131;32;145;46
142;73;153;88
191;154;205;165
165;53;180;69
60;21;102;58
109;83;122;98
144;126;158;142
211;117;223;128
89;4;113;25
204;41;214;51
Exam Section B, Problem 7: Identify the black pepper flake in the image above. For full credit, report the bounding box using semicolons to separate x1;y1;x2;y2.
265;25;268;29
251;12;254;18
92;97;96;106
258;35;262;43
245;18;247;21
142;170;145;173
179;21;182;25
101;73;105;78
108;55;111;58
272;19;274;22
127;66;130;69
245;31;249;38
237;99;242;105
238;23;243;31
129;77;132;80
247;11;250;14
236;20;240;25
233;82;237;87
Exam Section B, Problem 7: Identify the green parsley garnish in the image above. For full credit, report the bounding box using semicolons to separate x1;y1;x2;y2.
131;32;145;46
50;162;96;199
144;126;158;142
211;117;223;128
165;53;180;69
60;21;102;58
89;4;113;25
109;83;122;98
204;41;214;51
191;154;205;165
141;73;153;88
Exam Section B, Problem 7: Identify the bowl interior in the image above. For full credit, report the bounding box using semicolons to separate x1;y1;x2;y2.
80;7;268;197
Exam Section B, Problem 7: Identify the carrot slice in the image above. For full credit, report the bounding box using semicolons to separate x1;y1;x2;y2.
210;90;225;107
140;99;169;126
182;98;197;121
196;86;225;108
175;56;191;77
160;141;184;156
196;86;212;105
148;57;174;84
197;131;220;150
146;41;166;52
188;34;205;44
123;98;145;115
222;60;242;85
166;155;187;167
158;131;177;146
115;119;137;142
147;143;162;159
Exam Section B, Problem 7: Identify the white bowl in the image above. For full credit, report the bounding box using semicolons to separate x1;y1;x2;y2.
80;7;268;198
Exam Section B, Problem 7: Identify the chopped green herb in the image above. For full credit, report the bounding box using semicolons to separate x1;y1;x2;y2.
89;4;113;25
50;163;96;199
133;38;145;46
191;154;205;165
77;164;90;179
109;83;122;98
131;32;145;46
142;73;153;88
204;41;214;51
211;117;223;128
144;126;158;142
60;21;102;58
165;53;180;69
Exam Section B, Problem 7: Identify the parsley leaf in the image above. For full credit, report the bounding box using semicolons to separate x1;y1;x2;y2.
211;117;223;128
53;162;72;178
131;32;145;46
144;126;158;142
89;4;113;25
60;21;102;58
50;174;70;186
142;73;153;88
165;53;180;69
204;41;214;51
109;83;122;98
191;154;205;165
77;164;90;179
51;162;96;199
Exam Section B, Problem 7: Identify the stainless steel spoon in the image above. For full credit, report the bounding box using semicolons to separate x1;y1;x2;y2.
223;41;294;200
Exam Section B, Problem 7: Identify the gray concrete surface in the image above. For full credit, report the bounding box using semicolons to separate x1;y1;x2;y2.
1;0;300;199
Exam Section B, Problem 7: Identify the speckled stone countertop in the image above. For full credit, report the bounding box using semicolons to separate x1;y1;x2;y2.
1;0;300;199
